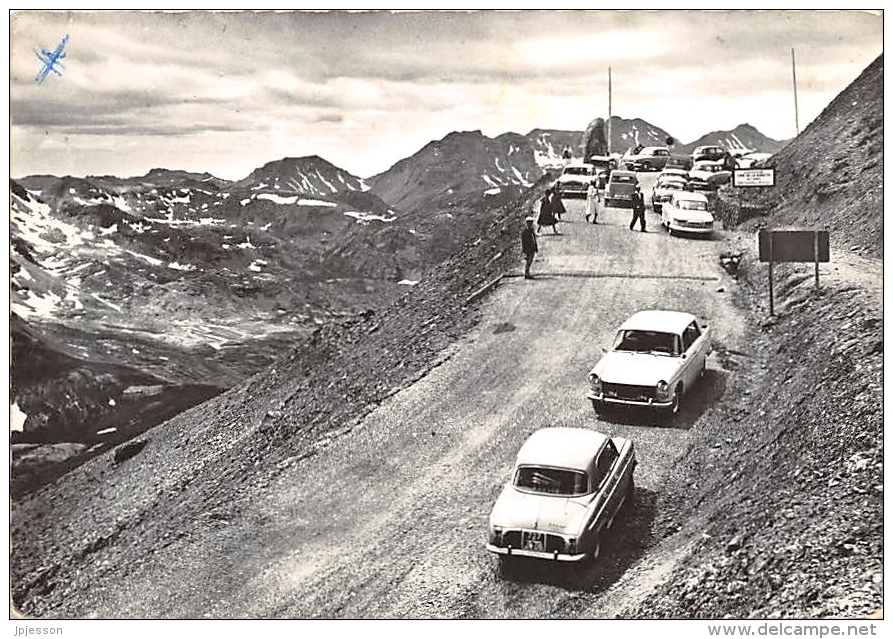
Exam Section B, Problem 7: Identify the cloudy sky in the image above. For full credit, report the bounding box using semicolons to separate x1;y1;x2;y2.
10;10;882;180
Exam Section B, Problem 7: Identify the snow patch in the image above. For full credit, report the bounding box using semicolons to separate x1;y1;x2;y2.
398;279;419;286
10;403;27;433
343;211;396;224
96;427;117;435
484;187;502;196
257;193;299;205
125;250;163;266
168;261;197;271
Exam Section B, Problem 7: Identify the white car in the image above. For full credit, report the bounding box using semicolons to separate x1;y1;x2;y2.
661;191;714;236
650;175;687;213
557;163;596;198
586;310;712;417
486;427;635;563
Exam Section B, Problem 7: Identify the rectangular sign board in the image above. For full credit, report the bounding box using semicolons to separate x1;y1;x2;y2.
759;230;830;263
734;168;776;187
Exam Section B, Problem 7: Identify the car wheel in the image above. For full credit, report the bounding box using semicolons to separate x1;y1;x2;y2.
497;555;516;577
591;399;604;414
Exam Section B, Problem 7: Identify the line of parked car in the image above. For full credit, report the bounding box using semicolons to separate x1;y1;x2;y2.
486;310;713;566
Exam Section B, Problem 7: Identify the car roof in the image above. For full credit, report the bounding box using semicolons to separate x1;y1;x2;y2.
671;191;709;203
610;170;637;178
564;162;592;168
619;309;698;334
589;155;612;161
515;427;608;471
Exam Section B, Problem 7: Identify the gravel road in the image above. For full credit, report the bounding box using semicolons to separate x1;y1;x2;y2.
77;175;752;618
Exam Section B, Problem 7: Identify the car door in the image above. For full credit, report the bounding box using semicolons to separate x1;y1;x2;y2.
585;442;618;537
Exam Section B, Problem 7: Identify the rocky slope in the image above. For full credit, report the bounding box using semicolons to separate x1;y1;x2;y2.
622;246;882;618
715;55;882;258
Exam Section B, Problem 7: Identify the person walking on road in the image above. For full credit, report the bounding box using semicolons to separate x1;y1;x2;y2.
521;217;538;279
551;182;566;221
629;186;647;232
585;179;600;224
537;188;559;235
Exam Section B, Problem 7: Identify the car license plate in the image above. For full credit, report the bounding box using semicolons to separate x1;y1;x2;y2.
522;531;545;551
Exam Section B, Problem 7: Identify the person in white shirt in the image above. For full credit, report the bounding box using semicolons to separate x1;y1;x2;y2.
585;180;600;224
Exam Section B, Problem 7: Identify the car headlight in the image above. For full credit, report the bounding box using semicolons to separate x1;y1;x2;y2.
656;380;669;399
489;526;503;545
589;373;602;393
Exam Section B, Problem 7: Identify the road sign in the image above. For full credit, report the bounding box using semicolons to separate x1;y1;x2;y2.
758;230;830;315
759;230;829;263
733;168;775;187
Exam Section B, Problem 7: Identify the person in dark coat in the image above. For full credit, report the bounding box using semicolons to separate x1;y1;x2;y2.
551;182;566;220
629;186;646;232
537;188;559;234
521;217;538;279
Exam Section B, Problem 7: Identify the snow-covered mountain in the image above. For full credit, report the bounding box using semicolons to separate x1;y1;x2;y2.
677;123;787;154
10;158;411;492
368;130;544;212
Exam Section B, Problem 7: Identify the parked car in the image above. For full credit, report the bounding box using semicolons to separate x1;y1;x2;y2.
588;155;617;188
660;191;714;236
665;154;693;171
691;145;725;162
623;146;670;172
687;160;731;191
486;427;635;563
604;170;639;208
650;175;687;213
587;310;712;417
557;163;596;198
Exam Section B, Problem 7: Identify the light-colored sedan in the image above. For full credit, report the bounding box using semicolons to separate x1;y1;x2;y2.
661;191;714;236
587;310;712;417
650;175;687;213
486;427;635;563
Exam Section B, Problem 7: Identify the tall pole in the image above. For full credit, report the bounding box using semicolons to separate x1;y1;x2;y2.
791;48;800;136
607;66;612;155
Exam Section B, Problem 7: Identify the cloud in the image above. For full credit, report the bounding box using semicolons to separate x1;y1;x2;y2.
8;9;882;179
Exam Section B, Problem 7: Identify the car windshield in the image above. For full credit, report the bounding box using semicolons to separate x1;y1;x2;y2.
658;179;685;189
514;466;589;496
564;167;592;176
614;329;681;356
695;164;719;172
677;199;708;211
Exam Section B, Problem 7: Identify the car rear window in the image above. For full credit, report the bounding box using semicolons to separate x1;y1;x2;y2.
514;466;589;496
611;174;636;183
677;199;707;211
564;167;592;176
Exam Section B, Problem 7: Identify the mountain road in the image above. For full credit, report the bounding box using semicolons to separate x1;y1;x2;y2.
79;173;752;618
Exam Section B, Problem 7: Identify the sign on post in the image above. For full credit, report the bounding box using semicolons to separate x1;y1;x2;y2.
734;168;776;187
758;230;830;315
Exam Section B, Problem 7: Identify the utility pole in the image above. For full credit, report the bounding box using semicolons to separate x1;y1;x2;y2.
791;47;800;136
607;66;612;155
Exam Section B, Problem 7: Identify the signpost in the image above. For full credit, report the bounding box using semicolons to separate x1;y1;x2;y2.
758;230;830;315
733;168;776;187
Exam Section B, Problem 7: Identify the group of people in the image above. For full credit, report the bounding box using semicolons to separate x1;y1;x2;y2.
533;183;567;235
520;179;648;279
